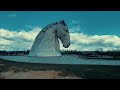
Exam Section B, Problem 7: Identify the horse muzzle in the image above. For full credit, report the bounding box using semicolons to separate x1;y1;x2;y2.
63;43;70;48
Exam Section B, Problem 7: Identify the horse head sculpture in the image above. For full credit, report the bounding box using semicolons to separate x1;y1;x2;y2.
29;20;70;57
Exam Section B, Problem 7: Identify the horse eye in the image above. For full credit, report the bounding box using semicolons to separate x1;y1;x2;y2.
42;31;45;32
65;30;68;32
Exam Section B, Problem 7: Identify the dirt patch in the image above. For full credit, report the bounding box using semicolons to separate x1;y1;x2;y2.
0;70;82;79
0;64;4;66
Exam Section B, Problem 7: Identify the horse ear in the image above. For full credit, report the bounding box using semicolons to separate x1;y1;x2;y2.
59;20;66;26
61;19;64;22
62;20;66;26
60;20;64;23
60;20;63;22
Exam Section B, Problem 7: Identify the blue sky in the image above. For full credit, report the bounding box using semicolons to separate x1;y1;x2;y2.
0;11;120;35
0;11;120;51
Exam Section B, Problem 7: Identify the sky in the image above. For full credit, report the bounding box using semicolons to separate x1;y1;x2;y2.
0;11;120;51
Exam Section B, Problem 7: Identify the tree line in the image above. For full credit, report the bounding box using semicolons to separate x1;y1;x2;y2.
0;50;120;58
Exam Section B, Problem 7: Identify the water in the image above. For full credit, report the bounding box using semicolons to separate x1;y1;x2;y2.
0;55;120;66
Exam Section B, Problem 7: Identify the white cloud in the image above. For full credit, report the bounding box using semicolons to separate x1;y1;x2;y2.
0;37;14;45
15;27;40;41
69;20;81;33
67;33;120;51
0;28;17;38
70;26;81;33
71;20;80;24
0;26;120;51
0;27;41;41
8;14;16;18
0;27;41;51
71;20;78;24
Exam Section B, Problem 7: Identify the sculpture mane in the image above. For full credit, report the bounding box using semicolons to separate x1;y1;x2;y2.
29;20;70;57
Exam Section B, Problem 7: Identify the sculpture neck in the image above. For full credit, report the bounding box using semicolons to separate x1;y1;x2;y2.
29;30;61;57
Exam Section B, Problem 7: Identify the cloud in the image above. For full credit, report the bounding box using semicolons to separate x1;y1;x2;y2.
71;20;78;24
71;20;80;24
0;27;41;51
0;25;120;51
69;20;81;33
66;33;120;51
8;14;16;18
70;26;81;33
0;37;14;45
0;27;41;41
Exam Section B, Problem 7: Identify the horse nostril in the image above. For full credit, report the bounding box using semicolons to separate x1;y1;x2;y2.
63;44;70;48
68;43;70;46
